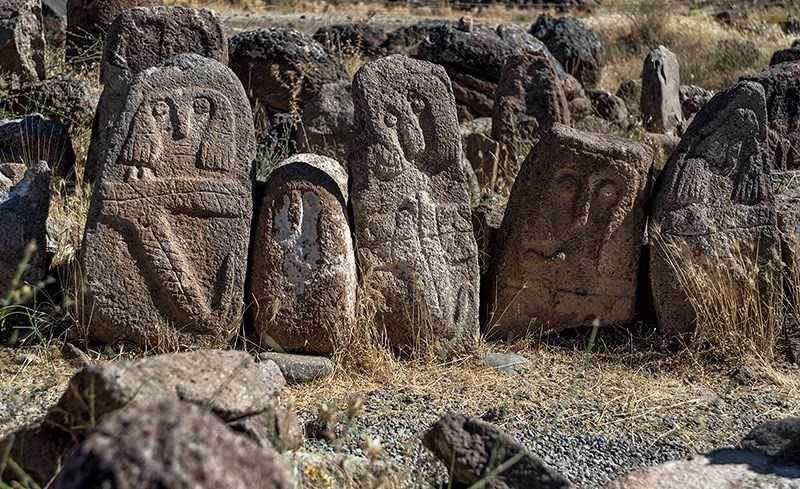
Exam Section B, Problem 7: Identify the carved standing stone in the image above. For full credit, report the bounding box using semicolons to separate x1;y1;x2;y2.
650;81;781;336
641;45;682;135
85;6;228;182
0;0;46;87
80;54;255;349
489;123;652;338
349;55;480;352
250;154;356;354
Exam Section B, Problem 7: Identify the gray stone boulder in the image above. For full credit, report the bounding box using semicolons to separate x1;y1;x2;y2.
604;449;800;488
617;78;642;117
490;123;652;337
249;154;356;354
741;418;800;463
296;81;354;161
530;13;605;89
259;351;335;384
1;73;97;131
85;5;228;183
0;114;75;180
79;54;254;349
424;412;572;489
228;28;348;115
679;84;713;120
586;88;628;121
50;399;295;489
649;81;780;336
349;55;480;353
641;45;682;134
0;0;45;87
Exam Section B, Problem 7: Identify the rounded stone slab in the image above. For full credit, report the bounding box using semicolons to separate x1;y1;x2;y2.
482;352;530;373
649;81;780;337
259;351;334;384
79;54;255;349
640;45;682;135
489;123;652;338
349;54;480;353
250;153;356;354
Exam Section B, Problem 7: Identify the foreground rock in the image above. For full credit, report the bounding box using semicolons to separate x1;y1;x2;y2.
0;161;50;295
743;62;800;170
350;55;479;352
604;449;800;488
650;81;780;336
80;54;254;348
741;417;800;463
530;14;604;89
0;0;45;87
85;5;228;182
250;154;356;354
296;81;354;161
228;28;348;115
490;123;651;337
51;400;295;489
424;412;572;488
641;45;681;134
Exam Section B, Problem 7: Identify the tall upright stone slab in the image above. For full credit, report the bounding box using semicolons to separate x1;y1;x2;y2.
250;154;356;354
0;161;50;295
0;0;46;87
79;54;255;349
85;6;228;182
349;55;479;352
650;81;780;336
489;124;651;338
641;45;682;135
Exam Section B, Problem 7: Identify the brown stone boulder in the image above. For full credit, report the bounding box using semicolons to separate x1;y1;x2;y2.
586;88;628;121
1;73;97;131
464;131;500;189
0;114;75;180
349;55;480;352
741;417;800;463
228;28;348;116
489;123;652;337
0;0;45;87
250;153;356;354
649;81;781;337
680;84;713;120
641;45;682;134
492;51;570;146
424;412;572;489
296;81;354;162
530;13;605;89
79;54;255;349
65;0;161;63
617;78;642;117
743;62;800;170
84;5;228;183
50;399;295;489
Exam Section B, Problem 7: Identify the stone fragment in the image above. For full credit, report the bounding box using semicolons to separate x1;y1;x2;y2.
617;78;642;117
250;153;356;354
641;45;681;134
0;114;76;180
741;418;800;463
464;132;500;189
85;5;228;183
743;62;800;170
483;352;529;373
1;74;96;131
65;0;161;63
259;351;335;384
228;28;348;115
79;54;255;348
649;81;780;336
349;55;480;352
313;24;388;57
50;400;295;489
0;0;45;87
679;84;713;120
492;51;570;146
530;13;605;89
489;123;651;337
296;81;354;162
586;88;628;121
424;412;572;489
603;449;800;489
0;161;50;295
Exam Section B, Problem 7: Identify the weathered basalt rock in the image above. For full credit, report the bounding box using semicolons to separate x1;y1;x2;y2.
313;24;388;57
79;54;255;348
297;81;354;162
617;78;642;117
741;417;800;463
0;114;75;180
0;0;46;87
1;74;97;131
349;55;480;352
85;5;228;183
489;123;652;337
641;45;682;134
770;47;800;65
679;84;713;120
586;89;628;121
250;153;356;354
530;13;605;89
228;28;348;116
650;81;780;336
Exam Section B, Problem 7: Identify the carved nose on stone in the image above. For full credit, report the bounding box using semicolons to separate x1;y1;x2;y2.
173;110;191;140
574;198;591;228
400;118;425;156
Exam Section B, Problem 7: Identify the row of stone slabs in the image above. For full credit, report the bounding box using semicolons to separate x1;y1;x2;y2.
3;48;783;356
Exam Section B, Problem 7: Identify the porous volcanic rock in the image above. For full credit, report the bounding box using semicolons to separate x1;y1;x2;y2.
530;13;605;89
0;0;45;87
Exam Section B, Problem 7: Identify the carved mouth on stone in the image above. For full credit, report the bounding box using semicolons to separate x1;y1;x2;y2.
123;165;155;182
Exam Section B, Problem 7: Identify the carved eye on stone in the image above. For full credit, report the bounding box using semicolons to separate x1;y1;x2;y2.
410;97;425;114
556;173;579;195
152;101;169;117
193;97;211;115
384;113;397;128
596;179;620;202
